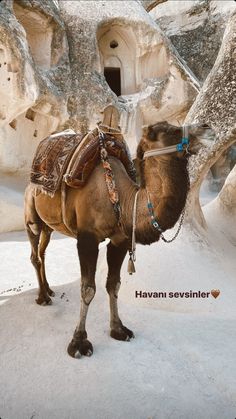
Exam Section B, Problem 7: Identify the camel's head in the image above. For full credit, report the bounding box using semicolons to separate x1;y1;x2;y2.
137;121;215;160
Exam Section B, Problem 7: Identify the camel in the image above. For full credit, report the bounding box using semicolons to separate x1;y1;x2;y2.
24;116;213;358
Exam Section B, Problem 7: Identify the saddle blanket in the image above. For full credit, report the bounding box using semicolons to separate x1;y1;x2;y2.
30;128;136;196
30;130;83;196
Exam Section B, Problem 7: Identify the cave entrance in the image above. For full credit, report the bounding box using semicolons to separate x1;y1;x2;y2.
104;67;121;96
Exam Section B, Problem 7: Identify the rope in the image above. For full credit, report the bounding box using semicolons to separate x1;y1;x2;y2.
131;190;139;260
127;189;139;274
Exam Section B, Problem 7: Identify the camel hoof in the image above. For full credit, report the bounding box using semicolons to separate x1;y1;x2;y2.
67;339;93;358
47;289;55;297
110;325;134;341
35;296;52;306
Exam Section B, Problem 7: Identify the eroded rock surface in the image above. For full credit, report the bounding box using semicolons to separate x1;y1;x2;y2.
0;0;70;174
0;0;205;232
59;0;198;156
0;0;70;231
185;12;236;227
150;0;235;82
140;0;167;12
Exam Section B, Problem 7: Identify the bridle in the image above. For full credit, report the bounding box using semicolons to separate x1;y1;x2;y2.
143;125;190;159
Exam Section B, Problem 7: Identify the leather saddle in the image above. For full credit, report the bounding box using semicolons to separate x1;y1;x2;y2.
30;126;136;196
64;126;136;188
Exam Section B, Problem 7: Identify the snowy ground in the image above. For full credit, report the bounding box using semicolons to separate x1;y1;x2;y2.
0;200;236;419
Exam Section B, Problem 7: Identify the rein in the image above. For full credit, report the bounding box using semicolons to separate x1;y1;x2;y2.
143;127;189;159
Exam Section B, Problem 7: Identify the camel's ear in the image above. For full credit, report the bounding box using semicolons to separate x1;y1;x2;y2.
148;127;156;141
137;143;144;160
142;125;156;141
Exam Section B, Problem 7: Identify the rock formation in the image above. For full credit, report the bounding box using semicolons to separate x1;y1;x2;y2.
0;0;198;233
0;0;70;232
150;0;235;82
185;11;236;228
59;0;198;153
0;0;70;173
141;0;167;12
0;0;235;234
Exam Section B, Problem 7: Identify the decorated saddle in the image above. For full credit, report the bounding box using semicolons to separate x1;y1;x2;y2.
30;126;136;197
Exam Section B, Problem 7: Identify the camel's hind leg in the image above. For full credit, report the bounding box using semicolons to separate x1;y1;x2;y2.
106;240;134;341
38;227;54;297
25;185;53;305
26;225;53;305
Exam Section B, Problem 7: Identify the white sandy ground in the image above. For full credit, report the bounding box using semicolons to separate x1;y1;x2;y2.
0;199;236;419
0;173;28;233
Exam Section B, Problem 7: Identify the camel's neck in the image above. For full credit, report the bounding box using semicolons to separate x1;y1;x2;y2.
122;157;189;245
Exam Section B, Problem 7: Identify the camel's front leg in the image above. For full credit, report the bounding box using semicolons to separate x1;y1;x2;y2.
67;232;98;358
106;240;134;341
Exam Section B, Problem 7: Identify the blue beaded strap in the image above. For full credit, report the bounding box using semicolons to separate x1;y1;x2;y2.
146;189;186;243
182;137;189;145
176;137;189;152
146;192;163;233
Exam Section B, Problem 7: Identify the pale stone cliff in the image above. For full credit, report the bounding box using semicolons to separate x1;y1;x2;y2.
151;0;235;82
0;0;199;232
0;0;235;233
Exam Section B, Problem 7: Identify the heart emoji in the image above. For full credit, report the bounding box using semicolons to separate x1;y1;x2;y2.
211;289;220;299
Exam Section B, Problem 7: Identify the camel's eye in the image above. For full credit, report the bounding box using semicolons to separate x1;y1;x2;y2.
148;128;156;141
